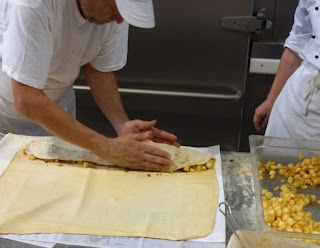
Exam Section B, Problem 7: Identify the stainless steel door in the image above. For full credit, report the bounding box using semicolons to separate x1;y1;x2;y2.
75;0;254;150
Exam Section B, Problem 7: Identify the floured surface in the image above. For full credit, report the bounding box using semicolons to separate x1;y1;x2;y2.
0;149;219;240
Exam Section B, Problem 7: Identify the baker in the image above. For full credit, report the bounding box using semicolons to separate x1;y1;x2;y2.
253;0;320;139
0;0;178;171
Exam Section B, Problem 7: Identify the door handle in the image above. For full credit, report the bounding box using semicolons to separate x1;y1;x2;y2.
73;85;242;100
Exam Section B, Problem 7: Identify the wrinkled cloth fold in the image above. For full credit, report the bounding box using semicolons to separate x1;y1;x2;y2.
266;61;320;139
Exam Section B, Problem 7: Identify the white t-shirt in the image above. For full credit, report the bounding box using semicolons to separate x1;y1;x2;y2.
0;0;129;136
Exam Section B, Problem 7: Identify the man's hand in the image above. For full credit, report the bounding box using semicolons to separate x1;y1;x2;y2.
119;119;180;147
100;131;172;171
253;99;274;131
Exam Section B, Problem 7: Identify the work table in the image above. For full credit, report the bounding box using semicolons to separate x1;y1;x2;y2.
0;151;257;248
221;151;257;241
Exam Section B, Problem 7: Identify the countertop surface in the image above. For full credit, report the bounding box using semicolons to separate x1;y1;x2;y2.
0;151;257;248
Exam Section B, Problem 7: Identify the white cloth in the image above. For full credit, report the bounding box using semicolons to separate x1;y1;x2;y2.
0;0;129;135
266;61;320;139
284;0;320;69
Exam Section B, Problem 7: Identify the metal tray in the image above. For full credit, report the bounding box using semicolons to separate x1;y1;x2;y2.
249;135;320;241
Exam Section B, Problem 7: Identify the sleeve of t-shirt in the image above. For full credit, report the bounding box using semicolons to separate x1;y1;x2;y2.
284;0;313;54
89;21;129;72
2;3;53;89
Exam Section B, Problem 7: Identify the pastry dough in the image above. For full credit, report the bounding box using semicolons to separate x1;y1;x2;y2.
147;141;214;171
0;149;219;240
23;137;214;171
23;136;112;166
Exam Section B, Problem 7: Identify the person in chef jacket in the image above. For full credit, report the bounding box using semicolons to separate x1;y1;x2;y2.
253;0;320;139
0;0;178;171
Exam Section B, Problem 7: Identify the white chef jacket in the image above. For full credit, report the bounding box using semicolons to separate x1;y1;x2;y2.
0;0;129;137
266;0;320;140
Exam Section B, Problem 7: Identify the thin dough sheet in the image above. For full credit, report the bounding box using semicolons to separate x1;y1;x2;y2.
0;150;219;241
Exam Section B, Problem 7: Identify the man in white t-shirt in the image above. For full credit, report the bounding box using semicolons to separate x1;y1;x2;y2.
0;0;178;171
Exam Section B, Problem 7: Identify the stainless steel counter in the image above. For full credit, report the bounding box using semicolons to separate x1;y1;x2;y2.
0;151;257;248
221;151;257;240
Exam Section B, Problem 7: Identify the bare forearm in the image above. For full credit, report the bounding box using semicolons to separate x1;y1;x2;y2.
11;78;175;171
12;80;109;156
85;64;129;134
267;48;302;103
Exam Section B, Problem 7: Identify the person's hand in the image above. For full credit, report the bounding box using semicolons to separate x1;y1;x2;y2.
119;119;180;147
253;99;274;131
100;131;172;171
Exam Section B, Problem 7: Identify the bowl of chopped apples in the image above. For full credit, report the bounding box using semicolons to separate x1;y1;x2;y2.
249;135;320;244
